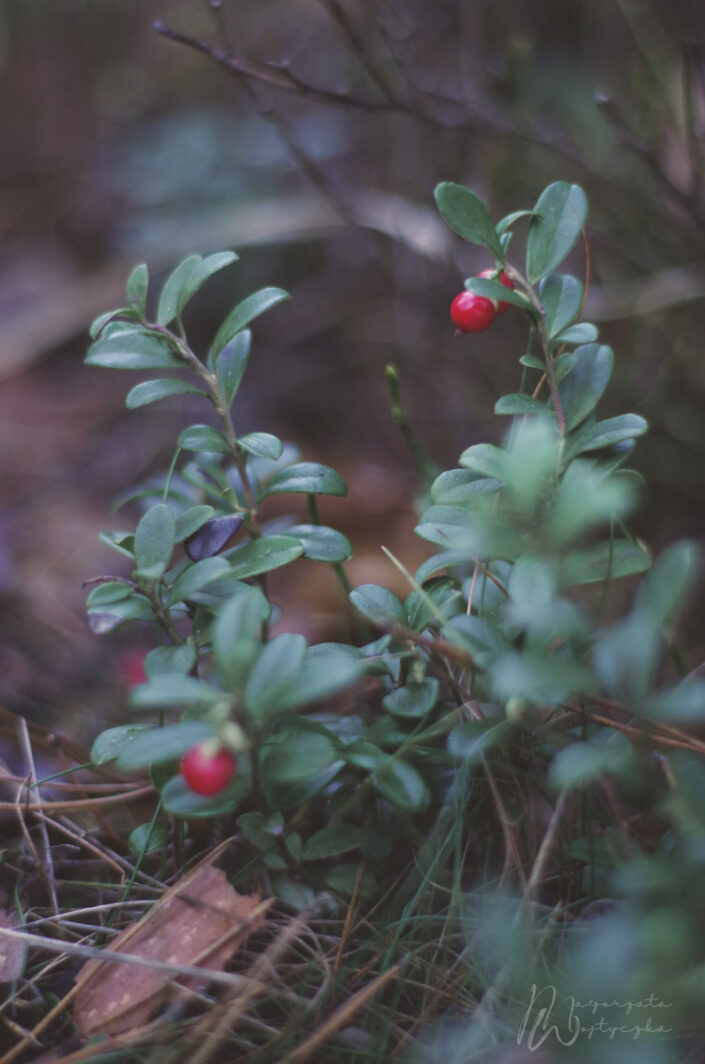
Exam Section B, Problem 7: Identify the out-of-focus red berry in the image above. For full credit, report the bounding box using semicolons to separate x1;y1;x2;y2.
180;743;237;796
118;649;148;688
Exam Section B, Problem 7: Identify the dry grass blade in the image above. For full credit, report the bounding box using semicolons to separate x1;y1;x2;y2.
0;911;27;984
277;960;404;1064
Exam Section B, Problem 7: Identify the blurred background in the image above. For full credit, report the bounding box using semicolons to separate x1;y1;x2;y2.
1;0;704;743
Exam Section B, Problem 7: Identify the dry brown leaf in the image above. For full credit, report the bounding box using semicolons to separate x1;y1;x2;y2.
73;865;265;1036
0;910;27;983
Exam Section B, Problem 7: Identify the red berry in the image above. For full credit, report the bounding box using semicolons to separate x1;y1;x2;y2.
450;291;496;333
118;649;148;688
181;743;237;796
478;269;515;314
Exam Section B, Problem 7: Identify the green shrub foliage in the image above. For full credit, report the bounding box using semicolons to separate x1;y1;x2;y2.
86;185;704;1059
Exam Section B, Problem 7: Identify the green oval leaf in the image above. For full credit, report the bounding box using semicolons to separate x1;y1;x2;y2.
129;823;167;856
564;414;648;461
372;758;430;811
174;505;215;544
213;586;270;691
126;263;149;316
560;540;651;586
134;504;175;580
225;535;304;579
244;634;307;718
129;675;224;709
216;330;251;408
494;394;551;417
126;378;205;409
382;678;439;718
86;331;183;371
167;556;231;606
115;720;215;770
284;524;353;563
465;277;531;311
350;584;406;627
157;254;201;326
212;287;290;358
91;725;152;765
178;424;230;455
557;343;614;431
526;182;588;282
161;773;244;818
434;182;504;261
555;322;598;344
302;823;365;861
238;432;283;460
260;462;347;499
144;644;197;678
539;273;583;338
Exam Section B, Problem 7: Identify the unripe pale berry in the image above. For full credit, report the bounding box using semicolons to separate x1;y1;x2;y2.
450;290;496;333
181;742;237;796
478;269;515;314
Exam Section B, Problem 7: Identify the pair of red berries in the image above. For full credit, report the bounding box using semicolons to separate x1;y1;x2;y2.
450;269;515;333
181;741;237;796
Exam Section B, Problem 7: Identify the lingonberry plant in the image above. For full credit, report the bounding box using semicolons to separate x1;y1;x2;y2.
85;181;705;1056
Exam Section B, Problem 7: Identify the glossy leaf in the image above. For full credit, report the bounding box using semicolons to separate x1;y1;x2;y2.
549;732;637;791
555;322;598;344
115;721;215;770
244;634;307;718
526;182;588;282
464;276;531;311
144;644;197;678
212;287;290;358
216;330;251;408
180;250;238;309
161;773;244;818
372;758;430;811
633;541;699;627
434;182;504;260
167;556;231;605
564;414;648;461
174;505;215;544
130;675;224;709
178;424;230;455
134;504;175;580
157;254;201;326
560;539;651;586
495;394;551;417
91;725;152;765
86;331;183;371
129;823;167;856
350;584;406;627
382;678;439;718
539;273;583;338
126;378;205;409
237;432;283;461
225;536;304;579
557;344;614;431
213;585;270;690
639;681;705;723
260;462;347;498
285;524;352;563
302;823;365;861
126;263;148;316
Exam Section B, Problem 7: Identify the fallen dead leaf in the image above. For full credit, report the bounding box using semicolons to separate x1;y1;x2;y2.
73;863;266;1036
0;910;27;983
